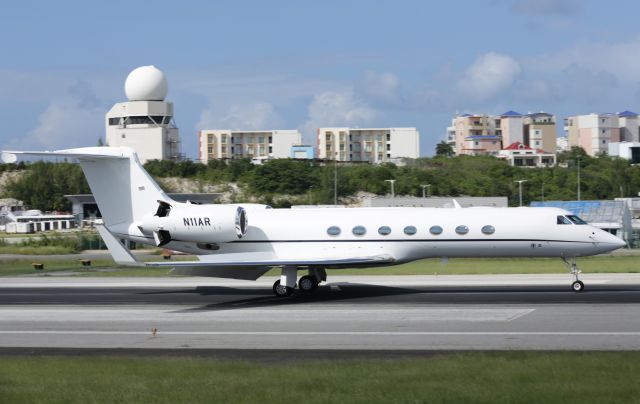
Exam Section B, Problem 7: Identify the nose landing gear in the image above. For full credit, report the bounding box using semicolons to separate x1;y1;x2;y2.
562;257;584;292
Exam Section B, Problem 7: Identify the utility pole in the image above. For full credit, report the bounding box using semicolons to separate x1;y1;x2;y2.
333;154;338;206
577;155;581;201
385;179;396;198
420;184;431;198
514;180;528;207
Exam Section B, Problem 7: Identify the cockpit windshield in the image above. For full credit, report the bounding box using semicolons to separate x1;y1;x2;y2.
566;215;588;225
557;215;572;225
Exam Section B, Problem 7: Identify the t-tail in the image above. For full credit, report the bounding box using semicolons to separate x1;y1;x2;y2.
1;146;171;242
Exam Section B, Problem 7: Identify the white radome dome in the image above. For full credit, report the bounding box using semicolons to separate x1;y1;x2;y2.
124;65;168;101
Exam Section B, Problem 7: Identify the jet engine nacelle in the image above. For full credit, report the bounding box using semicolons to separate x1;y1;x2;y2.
139;203;248;246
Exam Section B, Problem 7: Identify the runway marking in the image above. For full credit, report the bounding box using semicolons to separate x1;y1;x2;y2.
1;331;640;336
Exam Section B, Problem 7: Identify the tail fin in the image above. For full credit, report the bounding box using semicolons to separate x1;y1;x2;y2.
2;147;171;232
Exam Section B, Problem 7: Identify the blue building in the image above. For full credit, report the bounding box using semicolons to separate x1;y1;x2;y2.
290;145;315;159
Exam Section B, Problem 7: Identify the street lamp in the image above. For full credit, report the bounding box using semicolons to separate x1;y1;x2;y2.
385;179;396;198
420;184;431;198
514;180;528;207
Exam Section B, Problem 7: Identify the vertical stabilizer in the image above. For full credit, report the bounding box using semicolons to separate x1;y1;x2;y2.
2;147;171;232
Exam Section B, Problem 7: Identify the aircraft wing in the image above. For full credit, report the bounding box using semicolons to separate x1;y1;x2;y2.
96;224;395;280
145;253;395;268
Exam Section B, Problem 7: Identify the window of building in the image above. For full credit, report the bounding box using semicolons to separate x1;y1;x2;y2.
387;153;391;158
326;134;332;141
403;226;417;235
221;135;227;144
429;225;443;235
455;225;469;235
352;225;366;236
268;136;272;143
602;140;606;144
386;144;391;151
386;133;391;141
327;226;341;236
258;136;264;143
481;225;495;235
557;216;572;225
268;146;273;153
378;226;391;235
475;142;479;146
121;134;126;139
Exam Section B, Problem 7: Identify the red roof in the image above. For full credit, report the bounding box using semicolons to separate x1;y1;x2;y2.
503;141;548;154
503;141;531;150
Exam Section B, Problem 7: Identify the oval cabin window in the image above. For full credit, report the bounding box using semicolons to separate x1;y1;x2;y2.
327;226;341;236
378;226;391;236
481;225;495;235
352;226;366;236
403;226;417;235
429;225;443;235
455;225;469;235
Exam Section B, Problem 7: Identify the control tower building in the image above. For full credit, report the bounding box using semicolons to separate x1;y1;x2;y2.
105;65;182;163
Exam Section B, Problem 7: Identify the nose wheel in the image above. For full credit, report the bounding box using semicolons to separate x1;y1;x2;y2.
562;257;585;293
572;280;584;292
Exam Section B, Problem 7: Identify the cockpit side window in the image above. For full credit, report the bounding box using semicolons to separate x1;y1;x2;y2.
567;215;587;225
557;215;572;225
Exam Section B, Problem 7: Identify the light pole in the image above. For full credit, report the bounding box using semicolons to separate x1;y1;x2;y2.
334;150;338;206
420;184;431;198
514;180;528;207
385;179;396;198
577;155;581;201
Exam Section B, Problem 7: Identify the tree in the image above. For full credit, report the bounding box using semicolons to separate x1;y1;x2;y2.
435;141;454;157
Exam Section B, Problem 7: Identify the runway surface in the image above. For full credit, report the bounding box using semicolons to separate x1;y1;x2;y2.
1;274;640;351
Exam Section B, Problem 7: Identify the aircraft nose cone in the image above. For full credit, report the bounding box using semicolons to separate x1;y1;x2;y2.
603;232;626;249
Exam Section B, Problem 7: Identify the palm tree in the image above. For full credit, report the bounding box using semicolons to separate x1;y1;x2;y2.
435;141;454;157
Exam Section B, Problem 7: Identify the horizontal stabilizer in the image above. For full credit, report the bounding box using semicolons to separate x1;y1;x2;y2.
2;148;131;163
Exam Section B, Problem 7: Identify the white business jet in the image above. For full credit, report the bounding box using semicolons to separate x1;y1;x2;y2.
2;147;626;296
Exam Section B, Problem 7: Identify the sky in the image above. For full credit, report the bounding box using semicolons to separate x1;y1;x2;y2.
2;0;640;158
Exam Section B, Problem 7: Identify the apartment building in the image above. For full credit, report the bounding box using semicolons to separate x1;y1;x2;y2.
198;129;301;163
565;113;621;156
448;111;557;156
316;127;420;163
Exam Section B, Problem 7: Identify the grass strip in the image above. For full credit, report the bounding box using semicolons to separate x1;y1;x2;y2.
0;352;639;403
0;255;639;277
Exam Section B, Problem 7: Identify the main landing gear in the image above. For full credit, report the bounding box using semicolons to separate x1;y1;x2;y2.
272;267;326;297
562;257;584;292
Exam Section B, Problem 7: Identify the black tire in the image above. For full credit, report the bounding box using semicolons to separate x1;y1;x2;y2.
298;275;318;293
571;280;584;292
273;280;294;297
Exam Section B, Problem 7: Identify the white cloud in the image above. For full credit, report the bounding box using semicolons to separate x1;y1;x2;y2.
197;102;283;131
456;52;521;101
301;90;377;141
356;71;401;105
6;82;105;150
531;37;640;84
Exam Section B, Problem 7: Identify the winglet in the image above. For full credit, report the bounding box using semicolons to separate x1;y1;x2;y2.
95;224;143;266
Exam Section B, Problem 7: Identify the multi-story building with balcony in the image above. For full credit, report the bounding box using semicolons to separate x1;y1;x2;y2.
565;113;621;156
197;129;301;163
449;111;557;157
316;127;420;163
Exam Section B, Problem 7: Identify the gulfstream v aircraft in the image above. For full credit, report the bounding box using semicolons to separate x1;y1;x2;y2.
2;147;626;296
